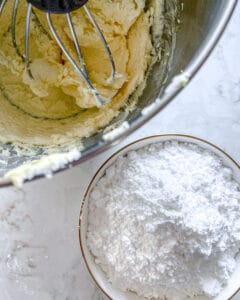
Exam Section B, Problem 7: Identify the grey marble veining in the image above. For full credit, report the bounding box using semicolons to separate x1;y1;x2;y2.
0;2;240;300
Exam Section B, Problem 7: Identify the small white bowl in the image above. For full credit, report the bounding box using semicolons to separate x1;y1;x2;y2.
79;134;240;300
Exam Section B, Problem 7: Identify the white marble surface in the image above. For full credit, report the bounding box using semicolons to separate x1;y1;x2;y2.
0;3;240;300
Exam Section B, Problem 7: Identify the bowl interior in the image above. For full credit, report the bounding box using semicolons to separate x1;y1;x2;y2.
0;0;236;184
79;135;240;300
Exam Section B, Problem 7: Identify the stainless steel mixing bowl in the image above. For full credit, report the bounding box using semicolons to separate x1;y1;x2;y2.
0;0;237;187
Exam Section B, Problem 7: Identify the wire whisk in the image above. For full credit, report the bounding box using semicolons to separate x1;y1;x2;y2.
0;0;116;106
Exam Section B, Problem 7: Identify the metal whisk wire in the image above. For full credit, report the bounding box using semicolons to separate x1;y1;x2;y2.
83;5;115;82
25;3;34;78
11;0;24;60
0;0;116;107
0;0;7;14
46;9;105;105
66;12;88;76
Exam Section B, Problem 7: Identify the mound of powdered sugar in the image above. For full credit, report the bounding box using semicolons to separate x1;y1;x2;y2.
87;141;240;299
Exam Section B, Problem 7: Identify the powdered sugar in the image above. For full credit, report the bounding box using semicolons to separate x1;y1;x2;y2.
87;141;240;299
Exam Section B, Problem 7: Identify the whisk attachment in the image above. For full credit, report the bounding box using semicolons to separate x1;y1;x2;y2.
1;0;116;107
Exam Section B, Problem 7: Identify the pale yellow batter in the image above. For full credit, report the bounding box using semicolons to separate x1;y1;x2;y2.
0;0;159;147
